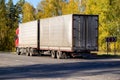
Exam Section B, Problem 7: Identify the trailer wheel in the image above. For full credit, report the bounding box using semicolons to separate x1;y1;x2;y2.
29;48;34;56
62;52;68;59
26;48;30;56
26;53;30;56
51;51;56;58
57;51;67;59
56;51;62;59
16;48;21;55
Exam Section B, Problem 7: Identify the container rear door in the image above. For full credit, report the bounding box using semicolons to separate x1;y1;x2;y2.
73;15;98;52
86;16;98;51
73;16;86;51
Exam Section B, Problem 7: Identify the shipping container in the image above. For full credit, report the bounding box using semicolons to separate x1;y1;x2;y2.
16;14;99;59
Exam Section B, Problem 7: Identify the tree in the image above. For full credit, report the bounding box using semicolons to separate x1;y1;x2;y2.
84;0;120;51
36;0;67;19
6;0;15;28
0;0;25;51
80;0;87;13
105;0;120;51
16;0;25;23
85;0;110;51
36;0;82;19
63;0;80;14
22;2;35;23
0;0;7;50
3;0;19;51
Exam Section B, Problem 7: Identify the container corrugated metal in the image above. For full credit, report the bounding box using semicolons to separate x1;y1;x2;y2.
18;14;98;52
40;14;73;51
19;20;38;48
39;14;98;52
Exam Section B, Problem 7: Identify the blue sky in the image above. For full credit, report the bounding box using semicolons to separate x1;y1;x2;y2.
24;0;41;7
6;0;41;8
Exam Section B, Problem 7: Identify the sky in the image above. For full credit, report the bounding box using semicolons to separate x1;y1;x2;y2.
6;0;41;8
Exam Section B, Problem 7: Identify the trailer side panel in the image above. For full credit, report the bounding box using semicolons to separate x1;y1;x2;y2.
40;15;73;51
19;21;38;48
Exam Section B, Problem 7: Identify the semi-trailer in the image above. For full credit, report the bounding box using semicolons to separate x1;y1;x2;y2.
15;14;99;59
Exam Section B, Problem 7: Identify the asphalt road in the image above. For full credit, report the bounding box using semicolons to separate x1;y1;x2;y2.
0;52;120;80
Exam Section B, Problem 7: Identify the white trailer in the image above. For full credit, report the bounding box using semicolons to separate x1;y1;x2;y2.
16;14;99;59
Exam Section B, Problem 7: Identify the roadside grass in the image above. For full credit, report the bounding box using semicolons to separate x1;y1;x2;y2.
95;51;120;58
98;51;120;55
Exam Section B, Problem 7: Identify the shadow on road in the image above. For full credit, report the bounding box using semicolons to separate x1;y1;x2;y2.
0;60;120;79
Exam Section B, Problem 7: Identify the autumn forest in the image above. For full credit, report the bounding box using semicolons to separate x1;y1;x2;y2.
0;0;120;53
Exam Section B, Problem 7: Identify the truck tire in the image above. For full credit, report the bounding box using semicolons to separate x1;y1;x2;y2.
16;48;21;55
57;51;67;59
26;48;30;56
29;48;34;56
51;51;56;58
62;52;68;59
56;51;62;59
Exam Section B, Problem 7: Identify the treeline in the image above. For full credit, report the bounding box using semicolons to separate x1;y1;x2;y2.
0;0;120;52
0;0;24;51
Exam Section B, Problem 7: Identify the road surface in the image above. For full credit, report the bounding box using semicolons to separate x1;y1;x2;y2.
0;52;120;80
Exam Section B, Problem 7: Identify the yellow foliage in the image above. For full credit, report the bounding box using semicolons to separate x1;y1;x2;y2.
22;2;35;23
63;0;80;14
37;0;81;18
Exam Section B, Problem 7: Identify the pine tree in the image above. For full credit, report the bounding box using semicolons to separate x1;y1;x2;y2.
3;0;23;51
6;0;14;28
0;0;7;50
5;0;17;51
16;0;25;22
